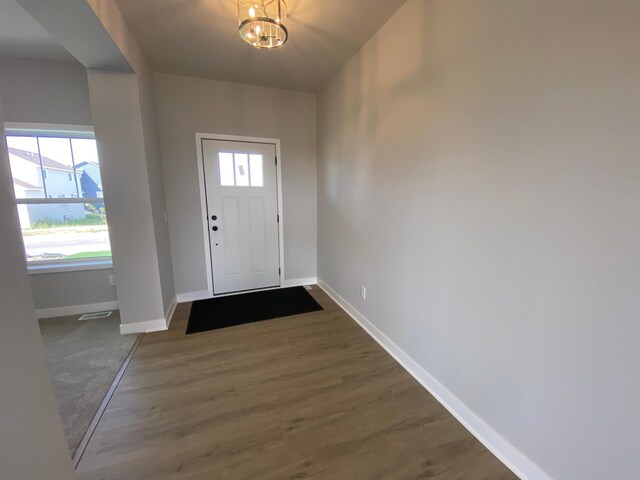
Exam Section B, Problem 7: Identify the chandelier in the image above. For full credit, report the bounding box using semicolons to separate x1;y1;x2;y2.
237;1;288;49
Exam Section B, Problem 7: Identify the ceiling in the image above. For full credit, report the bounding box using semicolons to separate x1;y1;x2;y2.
114;0;408;93
0;0;76;62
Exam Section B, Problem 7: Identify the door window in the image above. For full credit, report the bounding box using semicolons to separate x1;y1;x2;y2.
218;153;235;186
218;152;264;187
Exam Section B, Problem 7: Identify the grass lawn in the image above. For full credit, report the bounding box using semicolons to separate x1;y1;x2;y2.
32;215;106;229
64;251;112;259
22;224;109;236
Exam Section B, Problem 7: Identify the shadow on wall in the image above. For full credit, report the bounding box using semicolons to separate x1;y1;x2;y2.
321;1;436;213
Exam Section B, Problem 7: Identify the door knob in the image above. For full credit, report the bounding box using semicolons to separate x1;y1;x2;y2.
212;226;219;231
211;215;217;221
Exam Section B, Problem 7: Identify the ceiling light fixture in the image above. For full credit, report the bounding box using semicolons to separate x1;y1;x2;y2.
238;0;288;49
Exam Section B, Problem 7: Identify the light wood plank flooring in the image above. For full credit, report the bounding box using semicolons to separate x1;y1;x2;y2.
76;286;516;479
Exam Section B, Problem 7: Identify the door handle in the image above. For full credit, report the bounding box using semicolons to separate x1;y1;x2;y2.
212;226;219;231
211;215;217;221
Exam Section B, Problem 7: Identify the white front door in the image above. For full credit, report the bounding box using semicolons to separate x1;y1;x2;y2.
202;139;281;295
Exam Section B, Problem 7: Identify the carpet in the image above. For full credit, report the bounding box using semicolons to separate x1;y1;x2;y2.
38;311;138;455
186;286;323;334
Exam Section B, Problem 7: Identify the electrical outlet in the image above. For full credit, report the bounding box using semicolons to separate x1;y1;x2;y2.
109;275;116;286
360;285;366;300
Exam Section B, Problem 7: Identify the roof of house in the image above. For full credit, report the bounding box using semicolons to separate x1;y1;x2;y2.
8;147;74;172
13;178;42;190
75;160;100;168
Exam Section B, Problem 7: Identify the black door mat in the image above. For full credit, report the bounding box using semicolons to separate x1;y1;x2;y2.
186;286;323;334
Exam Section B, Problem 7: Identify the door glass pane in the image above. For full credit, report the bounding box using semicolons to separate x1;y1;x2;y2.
234;153;249;187
6;136;46;199
249;154;263;187
219;153;235;186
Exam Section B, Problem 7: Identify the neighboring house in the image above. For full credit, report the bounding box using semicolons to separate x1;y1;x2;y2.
75;161;103;199
13;178;42;229
8;147;85;228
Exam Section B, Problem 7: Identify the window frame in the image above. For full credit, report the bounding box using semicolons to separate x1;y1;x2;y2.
4;123;113;273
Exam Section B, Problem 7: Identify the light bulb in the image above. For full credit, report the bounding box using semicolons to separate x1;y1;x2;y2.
255;24;262;34
248;7;256;17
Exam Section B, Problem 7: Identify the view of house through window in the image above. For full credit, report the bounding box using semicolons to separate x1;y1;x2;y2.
5;130;111;264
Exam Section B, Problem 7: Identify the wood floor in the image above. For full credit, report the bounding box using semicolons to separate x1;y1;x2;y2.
76;286;516;479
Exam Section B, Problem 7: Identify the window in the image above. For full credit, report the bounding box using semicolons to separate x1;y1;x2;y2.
5;127;111;269
249;154;263;187
218;152;264;187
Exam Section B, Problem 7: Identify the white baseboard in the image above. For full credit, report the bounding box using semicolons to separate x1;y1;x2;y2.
317;280;552;480
165;296;177;328
282;277;318;288
119;318;167;335
36;300;119;319
176;290;210;303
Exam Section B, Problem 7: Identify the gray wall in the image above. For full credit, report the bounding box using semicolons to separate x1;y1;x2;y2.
0;89;75;480
0;57;117;311
30;268;116;310
2;6;176;321
317;1;640;479
154;74;317;297
0;57;92;125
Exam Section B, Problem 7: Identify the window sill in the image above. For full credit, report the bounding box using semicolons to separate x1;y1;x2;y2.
27;259;113;275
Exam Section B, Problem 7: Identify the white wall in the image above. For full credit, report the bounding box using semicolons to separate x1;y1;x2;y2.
0;57;116;312
0;88;75;480
85;0;176;320
317;1;640;479
154;74;317;297
138;65;175;313
88;71;166;327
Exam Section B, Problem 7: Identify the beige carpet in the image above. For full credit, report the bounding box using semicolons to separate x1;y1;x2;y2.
38;311;138;455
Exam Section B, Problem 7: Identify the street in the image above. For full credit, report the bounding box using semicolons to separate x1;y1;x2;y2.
23;226;111;258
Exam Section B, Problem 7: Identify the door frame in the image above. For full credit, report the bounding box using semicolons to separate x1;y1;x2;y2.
195;132;285;298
